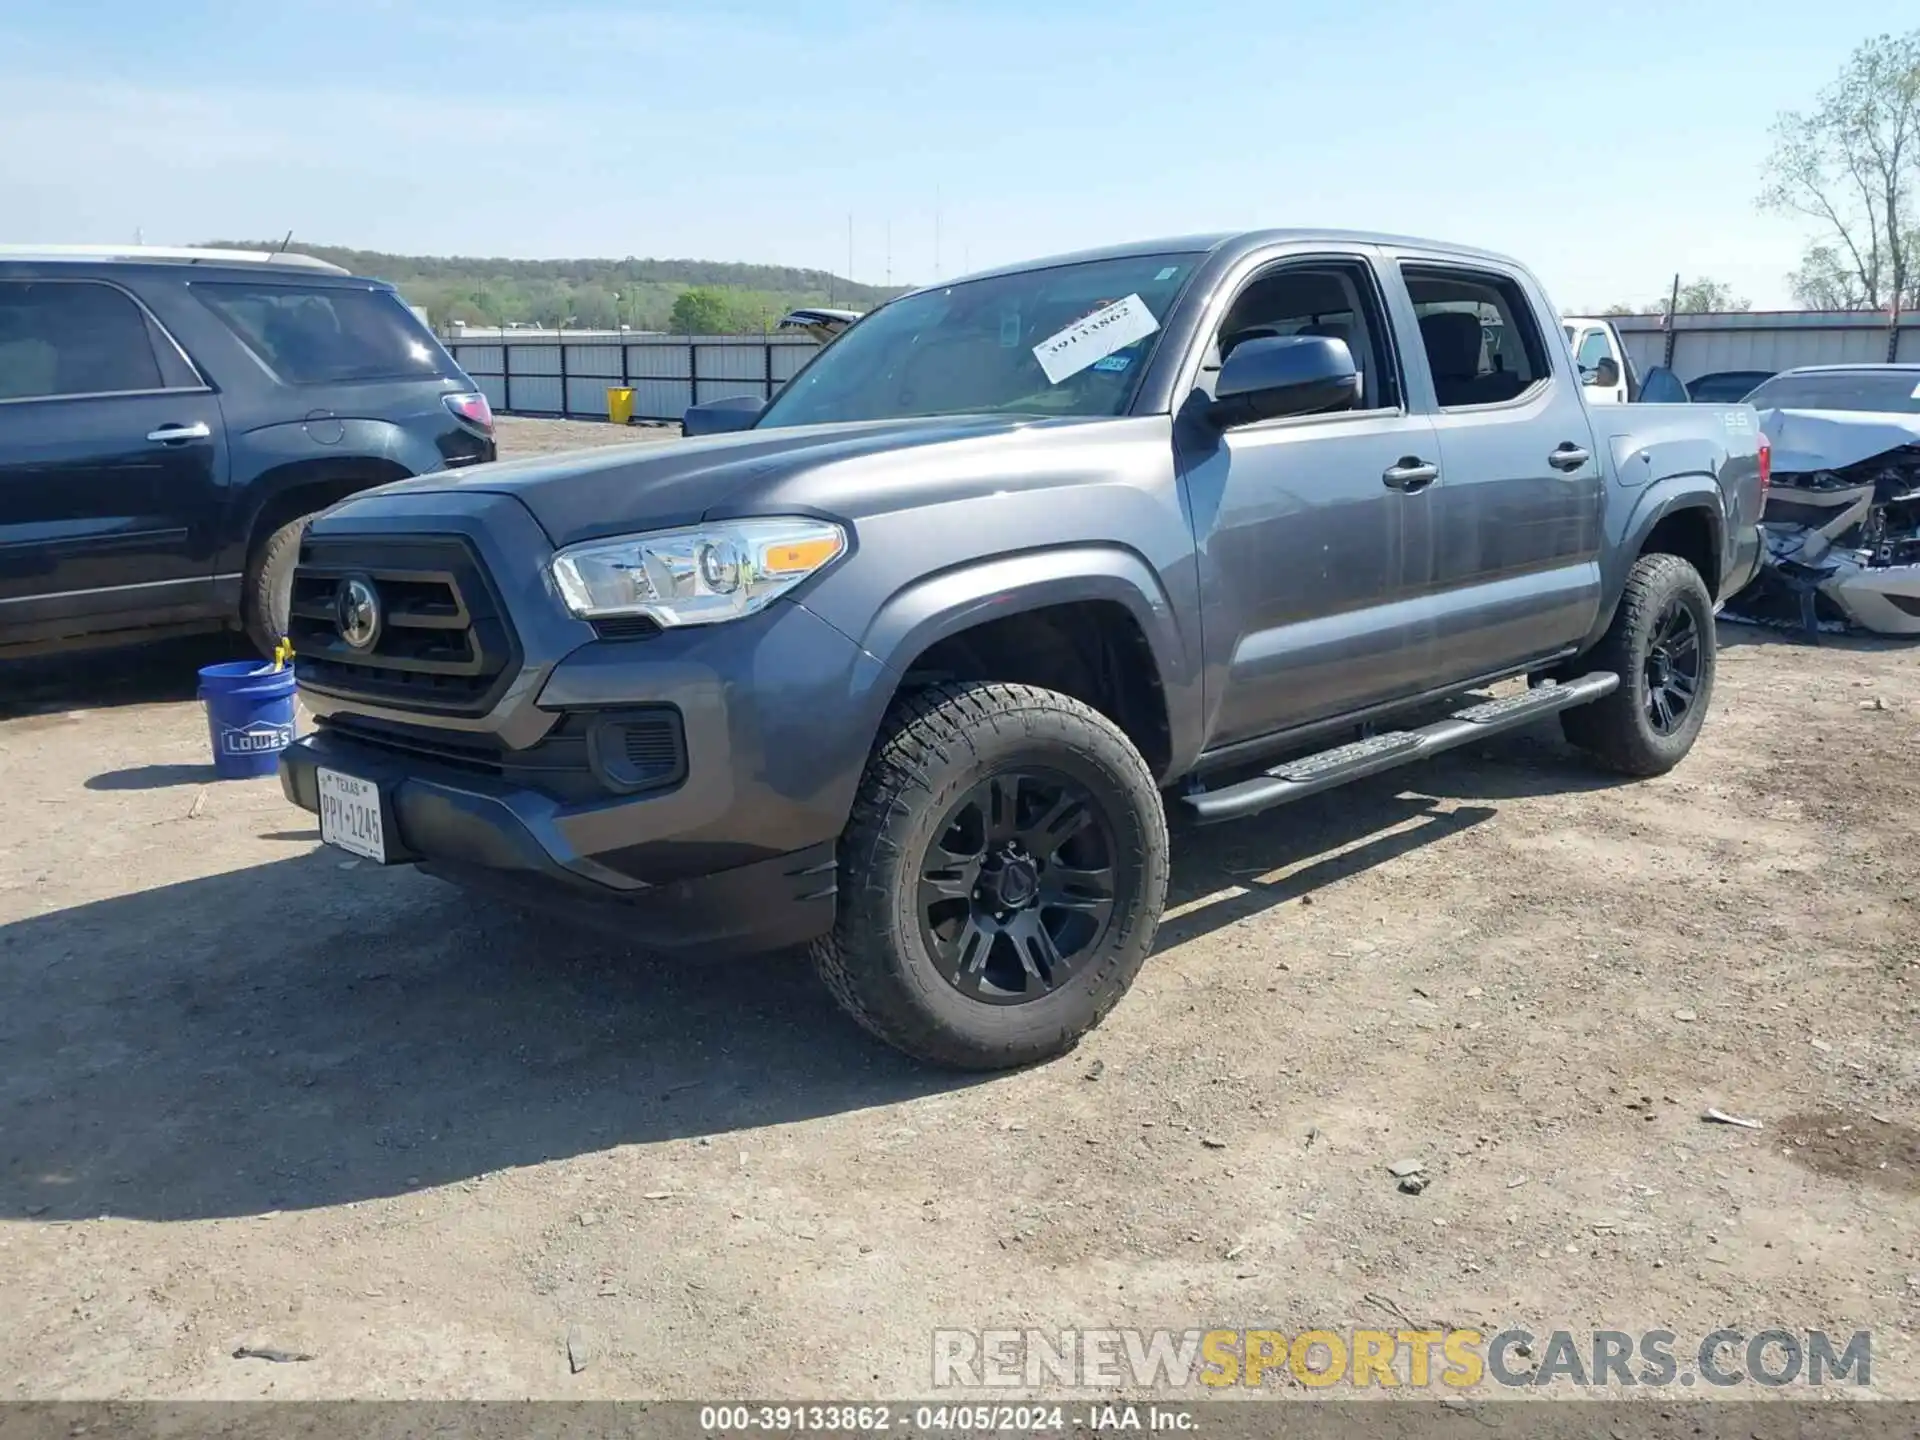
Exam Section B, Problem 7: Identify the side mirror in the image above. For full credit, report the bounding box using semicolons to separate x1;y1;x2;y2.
682;395;766;437
1590;357;1621;389
1209;335;1360;428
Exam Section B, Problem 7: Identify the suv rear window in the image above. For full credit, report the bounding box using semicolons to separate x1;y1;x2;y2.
194;282;451;385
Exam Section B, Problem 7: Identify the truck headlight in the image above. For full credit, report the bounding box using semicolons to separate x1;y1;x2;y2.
550;518;847;627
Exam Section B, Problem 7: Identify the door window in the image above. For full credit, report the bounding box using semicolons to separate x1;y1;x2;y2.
1205;257;1402;412
1402;266;1552;409
1573;328;1612;378
0;281;166;401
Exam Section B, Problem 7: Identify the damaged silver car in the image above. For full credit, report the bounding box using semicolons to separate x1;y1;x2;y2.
1729;364;1920;637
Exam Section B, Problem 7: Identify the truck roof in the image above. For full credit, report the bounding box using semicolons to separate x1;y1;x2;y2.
937;229;1526;289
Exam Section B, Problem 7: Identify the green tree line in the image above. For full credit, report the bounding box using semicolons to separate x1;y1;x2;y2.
213;241;904;333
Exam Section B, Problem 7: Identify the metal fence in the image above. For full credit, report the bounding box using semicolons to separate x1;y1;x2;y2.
454;312;1920;423
447;335;821;423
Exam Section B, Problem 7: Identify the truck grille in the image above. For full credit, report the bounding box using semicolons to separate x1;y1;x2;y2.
289;536;519;716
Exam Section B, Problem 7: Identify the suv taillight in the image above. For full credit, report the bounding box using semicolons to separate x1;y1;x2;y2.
1756;432;1771;500
445;391;494;434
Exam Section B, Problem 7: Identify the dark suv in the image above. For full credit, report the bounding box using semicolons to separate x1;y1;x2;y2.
0;246;495;659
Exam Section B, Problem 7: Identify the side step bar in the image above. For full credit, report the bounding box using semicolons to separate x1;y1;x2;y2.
1183;672;1620;824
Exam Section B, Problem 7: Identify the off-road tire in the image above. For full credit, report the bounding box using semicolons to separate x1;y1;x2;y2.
1560;552;1716;776
811;681;1168;1070
242;514;311;657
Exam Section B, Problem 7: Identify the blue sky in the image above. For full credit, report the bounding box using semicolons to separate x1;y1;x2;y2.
0;0;1894;308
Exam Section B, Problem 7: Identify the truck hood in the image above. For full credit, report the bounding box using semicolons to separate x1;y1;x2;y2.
1756;407;1920;474
370;414;1069;547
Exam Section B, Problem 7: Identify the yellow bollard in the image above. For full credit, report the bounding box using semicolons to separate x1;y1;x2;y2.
606;387;635;425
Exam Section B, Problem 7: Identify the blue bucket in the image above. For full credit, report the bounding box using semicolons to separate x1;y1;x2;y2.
197;660;299;779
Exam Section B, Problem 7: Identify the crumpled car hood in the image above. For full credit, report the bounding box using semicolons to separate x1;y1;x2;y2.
1756;407;1920;473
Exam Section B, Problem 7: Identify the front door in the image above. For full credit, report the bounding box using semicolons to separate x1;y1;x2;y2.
1176;253;1440;748
0;279;227;643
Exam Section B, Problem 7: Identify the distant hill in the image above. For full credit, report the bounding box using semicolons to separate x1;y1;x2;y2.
212;241;907;333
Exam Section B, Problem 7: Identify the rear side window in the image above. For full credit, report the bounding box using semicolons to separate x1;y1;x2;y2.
1402;265;1551;409
0;280;164;400
194;282;450;385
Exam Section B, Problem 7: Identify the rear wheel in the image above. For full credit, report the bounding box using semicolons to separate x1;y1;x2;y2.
242;514;311;657
1560;552;1715;776
812;681;1168;1070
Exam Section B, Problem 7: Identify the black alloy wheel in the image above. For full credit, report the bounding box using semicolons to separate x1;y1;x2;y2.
1642;597;1701;736
918;769;1117;1004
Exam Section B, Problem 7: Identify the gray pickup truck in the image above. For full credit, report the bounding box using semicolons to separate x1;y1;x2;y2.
279;230;1767;1069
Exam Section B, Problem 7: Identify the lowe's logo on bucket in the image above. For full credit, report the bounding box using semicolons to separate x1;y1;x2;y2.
221;720;295;756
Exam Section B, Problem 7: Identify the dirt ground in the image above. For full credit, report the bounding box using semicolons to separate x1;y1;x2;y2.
2;418;1917;1403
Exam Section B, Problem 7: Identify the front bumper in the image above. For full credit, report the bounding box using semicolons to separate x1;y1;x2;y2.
279;493;897;955
280;731;838;954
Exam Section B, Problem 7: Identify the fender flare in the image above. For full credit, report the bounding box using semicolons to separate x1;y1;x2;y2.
1587;478;1727;647
848;543;1203;773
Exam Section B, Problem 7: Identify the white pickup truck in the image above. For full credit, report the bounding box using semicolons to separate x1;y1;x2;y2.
1562;316;1636;405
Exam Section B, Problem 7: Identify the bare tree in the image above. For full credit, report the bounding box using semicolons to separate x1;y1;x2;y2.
1584;279;1749;316
1760;30;1920;311
1673;278;1751;313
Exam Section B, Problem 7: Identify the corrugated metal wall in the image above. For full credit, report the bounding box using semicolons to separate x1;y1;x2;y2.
1609;312;1918;384
448;335;820;422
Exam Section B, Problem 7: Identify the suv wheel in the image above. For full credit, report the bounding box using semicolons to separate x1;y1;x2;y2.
812;681;1168;1070
242;514;312;657
1560;551;1716;776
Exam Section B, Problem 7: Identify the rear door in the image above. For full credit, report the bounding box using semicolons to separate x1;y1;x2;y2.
0;278;228;643
1174;249;1441;746
1384;256;1604;686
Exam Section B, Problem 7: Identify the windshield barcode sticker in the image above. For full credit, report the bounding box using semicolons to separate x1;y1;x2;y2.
1032;293;1159;385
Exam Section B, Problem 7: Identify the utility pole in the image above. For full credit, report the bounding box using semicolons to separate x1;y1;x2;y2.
847;214;854;298
885;220;892;288
1661;272;1680;369
934;187;942;282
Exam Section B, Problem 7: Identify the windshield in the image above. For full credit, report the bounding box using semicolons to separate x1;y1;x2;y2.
756;253;1200;428
1744;369;1920;415
1685;371;1773;403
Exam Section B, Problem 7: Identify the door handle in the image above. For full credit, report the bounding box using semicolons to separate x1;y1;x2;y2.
1381;458;1439;492
1549;443;1590;471
147;422;211;443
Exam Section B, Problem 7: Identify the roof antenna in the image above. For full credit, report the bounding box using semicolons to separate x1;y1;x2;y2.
272;229;294;255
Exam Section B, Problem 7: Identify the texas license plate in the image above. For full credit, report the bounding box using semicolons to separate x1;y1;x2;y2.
317;768;387;863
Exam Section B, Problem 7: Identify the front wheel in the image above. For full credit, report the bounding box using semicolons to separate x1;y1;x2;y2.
1560;552;1716;776
242;514;312;657
812;682;1169;1070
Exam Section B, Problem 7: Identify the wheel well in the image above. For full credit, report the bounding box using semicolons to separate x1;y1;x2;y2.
245;465;411;562
1640;507;1720;597
901;601;1172;776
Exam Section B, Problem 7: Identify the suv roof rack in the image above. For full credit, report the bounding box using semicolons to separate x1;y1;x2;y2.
0;244;350;275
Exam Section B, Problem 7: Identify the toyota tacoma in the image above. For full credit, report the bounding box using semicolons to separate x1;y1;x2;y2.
278;230;1767;1069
